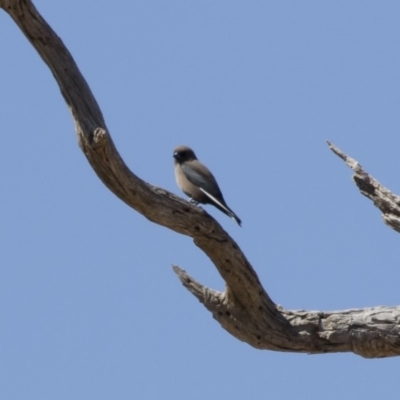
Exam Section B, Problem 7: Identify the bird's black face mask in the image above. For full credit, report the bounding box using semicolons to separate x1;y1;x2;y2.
173;151;186;163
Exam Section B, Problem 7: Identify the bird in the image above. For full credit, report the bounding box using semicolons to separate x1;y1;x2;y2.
173;145;242;226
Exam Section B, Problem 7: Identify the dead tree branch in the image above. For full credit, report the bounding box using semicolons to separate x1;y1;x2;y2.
1;0;399;358
327;141;400;233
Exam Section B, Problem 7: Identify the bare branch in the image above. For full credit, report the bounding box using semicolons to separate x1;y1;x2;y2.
2;0;400;358
327;141;400;233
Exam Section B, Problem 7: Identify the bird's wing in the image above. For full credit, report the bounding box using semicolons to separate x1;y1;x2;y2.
181;160;242;226
198;187;230;212
180;161;223;198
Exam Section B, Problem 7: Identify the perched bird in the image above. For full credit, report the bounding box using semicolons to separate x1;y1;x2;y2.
173;145;241;226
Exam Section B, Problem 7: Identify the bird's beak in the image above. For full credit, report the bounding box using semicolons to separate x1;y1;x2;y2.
173;152;178;159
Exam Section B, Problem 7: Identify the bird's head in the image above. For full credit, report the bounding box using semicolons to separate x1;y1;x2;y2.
173;146;197;163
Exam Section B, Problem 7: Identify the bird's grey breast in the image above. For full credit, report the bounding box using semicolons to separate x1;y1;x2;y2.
174;162;204;200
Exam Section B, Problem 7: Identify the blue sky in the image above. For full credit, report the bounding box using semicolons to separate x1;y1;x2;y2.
1;1;400;399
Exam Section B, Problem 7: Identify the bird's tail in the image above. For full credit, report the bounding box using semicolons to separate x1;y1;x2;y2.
200;188;242;226
216;203;242;226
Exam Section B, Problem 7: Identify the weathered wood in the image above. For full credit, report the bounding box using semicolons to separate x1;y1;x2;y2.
1;0;399;358
327;141;400;233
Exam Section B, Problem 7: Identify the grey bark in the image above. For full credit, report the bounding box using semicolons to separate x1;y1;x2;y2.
1;0;399;359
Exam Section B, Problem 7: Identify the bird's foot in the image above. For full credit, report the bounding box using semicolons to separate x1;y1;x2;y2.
189;198;199;205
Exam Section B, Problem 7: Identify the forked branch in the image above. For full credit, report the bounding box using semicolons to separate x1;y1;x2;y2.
1;0;399;358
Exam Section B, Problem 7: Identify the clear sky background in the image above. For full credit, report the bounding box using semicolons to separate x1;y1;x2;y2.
1;1;400;399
